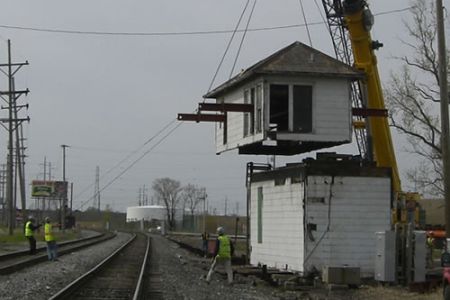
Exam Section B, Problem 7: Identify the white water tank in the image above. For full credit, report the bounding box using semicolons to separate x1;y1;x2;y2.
126;205;183;222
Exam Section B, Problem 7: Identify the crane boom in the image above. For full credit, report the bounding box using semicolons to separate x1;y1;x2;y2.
342;0;401;194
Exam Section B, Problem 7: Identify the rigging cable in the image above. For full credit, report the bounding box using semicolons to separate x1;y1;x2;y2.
298;0;313;47
229;0;257;78
207;0;250;93
313;0;333;36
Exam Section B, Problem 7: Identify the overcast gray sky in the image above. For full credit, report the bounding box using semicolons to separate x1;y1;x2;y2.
0;0;446;213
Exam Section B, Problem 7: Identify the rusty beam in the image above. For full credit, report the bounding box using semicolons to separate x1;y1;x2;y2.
352;108;388;117
198;103;253;113
177;113;225;122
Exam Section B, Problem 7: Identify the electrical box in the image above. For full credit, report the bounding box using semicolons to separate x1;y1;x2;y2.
413;231;426;282
375;231;396;282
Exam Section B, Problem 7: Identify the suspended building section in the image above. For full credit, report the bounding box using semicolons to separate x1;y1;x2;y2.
181;41;365;155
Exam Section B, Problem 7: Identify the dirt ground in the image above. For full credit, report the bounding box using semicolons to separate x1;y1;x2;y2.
168;233;443;300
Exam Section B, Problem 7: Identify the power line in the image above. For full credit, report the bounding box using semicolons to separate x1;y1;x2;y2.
73;118;177;201
0;7;413;37
77;121;183;210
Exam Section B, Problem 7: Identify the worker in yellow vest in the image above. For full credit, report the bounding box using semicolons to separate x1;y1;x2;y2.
206;226;234;284
44;217;58;261
24;216;41;255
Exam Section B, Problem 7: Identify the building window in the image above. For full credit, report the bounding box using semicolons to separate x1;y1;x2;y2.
243;90;249;137
293;85;312;133
250;88;255;134
255;84;262;133
257;187;263;244
269;84;313;133
269;84;289;131
223;112;227;145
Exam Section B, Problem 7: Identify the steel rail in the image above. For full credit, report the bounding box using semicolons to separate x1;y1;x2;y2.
0;231;104;262
0;232;115;275
132;235;151;300
49;233;149;300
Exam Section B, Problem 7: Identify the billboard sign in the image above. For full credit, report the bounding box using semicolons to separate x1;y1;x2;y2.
31;180;68;199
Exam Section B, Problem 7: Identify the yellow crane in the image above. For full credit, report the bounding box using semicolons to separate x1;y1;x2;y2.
322;0;420;224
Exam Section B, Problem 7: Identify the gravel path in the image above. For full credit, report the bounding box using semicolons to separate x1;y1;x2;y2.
148;234;299;300
0;232;132;300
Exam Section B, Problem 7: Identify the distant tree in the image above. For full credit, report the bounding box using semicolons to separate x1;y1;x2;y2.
181;184;205;216
152;177;181;230
385;0;449;197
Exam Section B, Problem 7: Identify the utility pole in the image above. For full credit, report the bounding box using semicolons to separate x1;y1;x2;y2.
436;0;450;238
202;188;207;233
224;197;228;216
0;164;6;225
12;78;27;222
61;144;69;231
94;166;100;212
138;187;142;206
0;40;29;235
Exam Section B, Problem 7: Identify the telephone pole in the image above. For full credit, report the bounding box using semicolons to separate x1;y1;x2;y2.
61;144;69;231
436;0;450;238
0;40;29;235
94;166;100;211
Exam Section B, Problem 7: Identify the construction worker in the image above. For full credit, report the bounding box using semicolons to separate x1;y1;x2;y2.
24;216;41;255
44;217;58;261
206;226;234;284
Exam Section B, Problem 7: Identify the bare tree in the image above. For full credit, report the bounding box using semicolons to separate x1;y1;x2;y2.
181;184;205;216
385;0;449;197
152;177;181;230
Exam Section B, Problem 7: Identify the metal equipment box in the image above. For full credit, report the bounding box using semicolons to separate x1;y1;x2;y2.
375;231;396;282
413;231;426;282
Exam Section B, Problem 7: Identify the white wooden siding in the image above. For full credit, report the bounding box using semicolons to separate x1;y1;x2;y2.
215;79;264;153
273;77;351;142
250;178;305;272
215;75;352;154
304;175;391;276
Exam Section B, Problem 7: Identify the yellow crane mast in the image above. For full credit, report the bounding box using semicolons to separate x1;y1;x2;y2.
343;1;401;194
336;0;419;223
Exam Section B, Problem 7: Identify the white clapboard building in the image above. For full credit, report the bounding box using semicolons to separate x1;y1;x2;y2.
203;41;363;156
249;154;392;277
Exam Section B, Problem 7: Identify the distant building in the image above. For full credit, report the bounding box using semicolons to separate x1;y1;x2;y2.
204;41;363;156
249;154;392;277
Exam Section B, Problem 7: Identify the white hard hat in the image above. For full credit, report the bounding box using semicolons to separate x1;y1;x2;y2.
217;227;224;235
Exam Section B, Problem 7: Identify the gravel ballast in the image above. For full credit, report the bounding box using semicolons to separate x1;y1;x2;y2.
0;232;132;300
0;232;444;300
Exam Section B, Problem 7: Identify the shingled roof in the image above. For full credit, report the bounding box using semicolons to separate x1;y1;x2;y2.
204;41;364;98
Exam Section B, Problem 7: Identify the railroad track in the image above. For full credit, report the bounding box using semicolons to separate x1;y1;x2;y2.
0;232;115;275
50;233;156;300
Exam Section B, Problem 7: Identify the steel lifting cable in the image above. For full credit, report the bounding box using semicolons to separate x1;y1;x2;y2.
313;0;333;37
298;0;313;47
229;0;257;78
206;0;250;94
